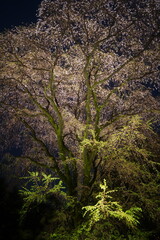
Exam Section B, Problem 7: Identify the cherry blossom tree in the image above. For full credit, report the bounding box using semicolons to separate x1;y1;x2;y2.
0;0;160;203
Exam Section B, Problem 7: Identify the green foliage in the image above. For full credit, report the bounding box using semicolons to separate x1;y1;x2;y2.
43;180;143;240
104;115;152;161
19;171;66;220
80;116;153;169
83;179;142;230
19;172;158;240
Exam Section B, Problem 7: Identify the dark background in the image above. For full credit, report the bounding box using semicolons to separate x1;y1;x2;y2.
0;0;42;32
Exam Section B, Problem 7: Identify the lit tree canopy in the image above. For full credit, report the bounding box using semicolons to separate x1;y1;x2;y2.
0;0;160;200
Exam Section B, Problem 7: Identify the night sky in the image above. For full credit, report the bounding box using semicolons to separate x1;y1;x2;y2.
0;0;42;32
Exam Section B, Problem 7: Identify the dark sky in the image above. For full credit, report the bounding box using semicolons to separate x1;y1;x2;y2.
0;0;42;32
